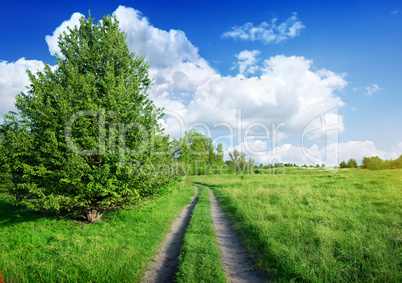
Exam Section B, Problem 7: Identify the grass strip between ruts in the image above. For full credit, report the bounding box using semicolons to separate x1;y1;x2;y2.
175;185;227;282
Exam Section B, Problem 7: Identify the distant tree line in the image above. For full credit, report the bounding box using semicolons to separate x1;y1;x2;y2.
339;155;402;170
339;159;358;169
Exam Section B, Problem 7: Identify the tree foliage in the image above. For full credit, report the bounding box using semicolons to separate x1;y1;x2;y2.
227;149;255;173
361;155;402;170
347;158;358;168
360;155;402;170
173;130;224;175
0;13;175;222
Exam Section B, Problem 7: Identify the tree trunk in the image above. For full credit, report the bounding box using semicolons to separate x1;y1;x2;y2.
87;209;104;223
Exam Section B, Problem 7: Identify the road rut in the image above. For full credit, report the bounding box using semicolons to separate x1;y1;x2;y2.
142;188;198;283
209;188;270;283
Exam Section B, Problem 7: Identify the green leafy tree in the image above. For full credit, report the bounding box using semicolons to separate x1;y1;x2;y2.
228;150;246;171
347;158;358;168
0;115;35;198
366;156;385;170
339;160;347;168
226;150;254;174
173;130;223;175
361;156;370;169
0;13;175;222
393;154;402;168
215;144;224;165
361;155;402;170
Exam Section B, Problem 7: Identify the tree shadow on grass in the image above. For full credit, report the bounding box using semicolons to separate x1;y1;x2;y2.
0;197;66;227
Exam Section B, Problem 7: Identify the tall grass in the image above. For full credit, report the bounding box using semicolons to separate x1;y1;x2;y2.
193;168;402;282
0;183;195;282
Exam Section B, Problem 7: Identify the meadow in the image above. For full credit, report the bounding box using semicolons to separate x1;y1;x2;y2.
1;168;401;282
193;168;402;282
0;182;195;282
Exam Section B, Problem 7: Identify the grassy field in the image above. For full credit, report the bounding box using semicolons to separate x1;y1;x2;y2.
0;183;195;283
175;185;227;282
193;168;402;282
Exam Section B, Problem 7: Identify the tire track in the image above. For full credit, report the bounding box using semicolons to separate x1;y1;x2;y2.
142;187;198;283
208;187;271;283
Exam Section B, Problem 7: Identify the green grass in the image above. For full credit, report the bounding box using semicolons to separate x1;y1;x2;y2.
175;185;227;283
0;183;195;283
193;168;402;282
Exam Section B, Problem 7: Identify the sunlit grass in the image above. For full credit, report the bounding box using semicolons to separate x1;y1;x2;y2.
0;183;195;283
193;168;402;282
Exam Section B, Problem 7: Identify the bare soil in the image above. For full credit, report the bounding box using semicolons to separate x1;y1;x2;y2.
209;188;271;283
141;188;198;283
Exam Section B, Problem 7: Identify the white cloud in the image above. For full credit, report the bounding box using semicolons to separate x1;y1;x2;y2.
43;5;215;108
226;140;401;166
222;12;305;44
390;9;399;15
113;6;215;99
365;83;381;96
0;58;46;120
353;84;381;96
233;50;261;75
45;12;83;56
336;140;400;162
115;7;197;69
165;55;347;140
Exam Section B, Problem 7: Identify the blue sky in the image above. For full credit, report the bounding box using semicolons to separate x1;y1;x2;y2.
1;0;401;165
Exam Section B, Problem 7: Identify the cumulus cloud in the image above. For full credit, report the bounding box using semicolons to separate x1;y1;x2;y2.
113;6;215;98
114;7;197;69
43;6;215;110
233;50;261;75
300;140;400;166
365;83;381;96
222;12;305;44
45;12;83;56
0;58;46;120
164;55;347;141
226;139;401;166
